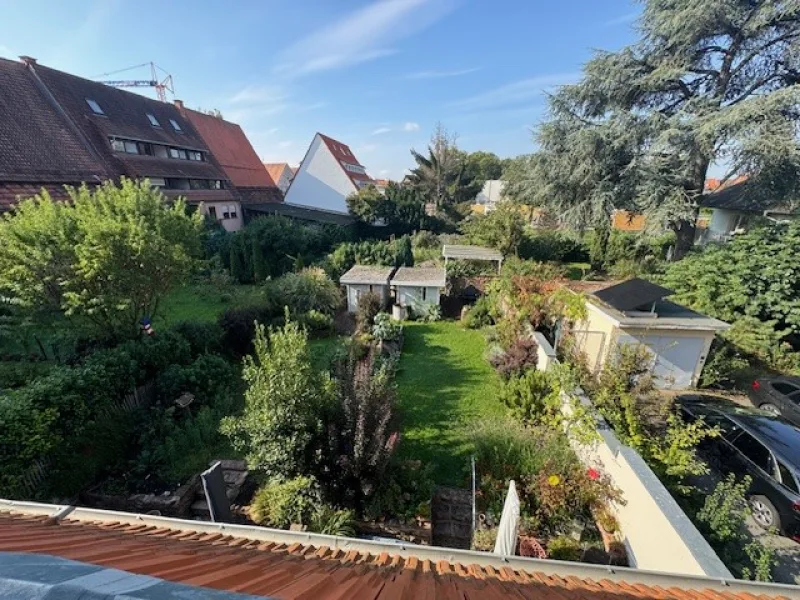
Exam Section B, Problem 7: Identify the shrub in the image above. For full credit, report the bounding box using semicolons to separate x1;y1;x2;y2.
220;319;334;480
300;309;334;336
356;291;383;332
372;313;402;342
249;476;320;528
266;267;342;317
408;299;441;322
325;237;414;280
546;535;582;561
169;321;222;355
490;335;538;379
472;528;498;552
218;304;276;357
519;231;588;263
363;458;434;522
464;296;496;329
156;353;236;406
308;505;356;536
500;369;560;425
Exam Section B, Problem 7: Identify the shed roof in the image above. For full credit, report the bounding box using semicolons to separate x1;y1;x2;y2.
442;244;503;261
340;265;395;285
593;278;674;312
701;181;797;215
0;504;792;600
391;266;447;287
587;298;730;332
243;201;355;225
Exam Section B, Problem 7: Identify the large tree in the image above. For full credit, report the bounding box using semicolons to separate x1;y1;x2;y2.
406;123;481;217
508;0;800;257
0;179;203;338
346;181;428;233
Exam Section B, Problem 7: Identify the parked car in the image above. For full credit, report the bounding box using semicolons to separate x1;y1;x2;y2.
748;376;800;427
677;395;800;540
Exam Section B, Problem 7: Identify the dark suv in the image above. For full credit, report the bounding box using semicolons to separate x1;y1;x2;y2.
749;376;800;427
678;396;800;540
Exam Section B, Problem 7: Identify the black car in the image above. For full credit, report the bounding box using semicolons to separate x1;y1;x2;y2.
678;395;800;540
748;376;800;427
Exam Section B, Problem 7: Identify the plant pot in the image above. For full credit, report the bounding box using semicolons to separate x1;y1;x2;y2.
518;535;547;559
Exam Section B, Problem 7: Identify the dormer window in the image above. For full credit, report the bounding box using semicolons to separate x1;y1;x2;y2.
147;113;161;127
86;98;104;115
169;119;182;132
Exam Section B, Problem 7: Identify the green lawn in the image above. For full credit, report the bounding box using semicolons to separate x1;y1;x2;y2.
157;283;265;326
395;321;504;486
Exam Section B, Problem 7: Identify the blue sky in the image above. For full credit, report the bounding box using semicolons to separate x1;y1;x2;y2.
0;0;641;179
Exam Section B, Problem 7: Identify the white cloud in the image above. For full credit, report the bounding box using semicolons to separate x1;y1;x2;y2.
278;140;294;148
372;127;392;136
403;121;420;132
450;73;580;112
379;169;391;176
274;0;455;77
404;67;480;80
230;85;288;105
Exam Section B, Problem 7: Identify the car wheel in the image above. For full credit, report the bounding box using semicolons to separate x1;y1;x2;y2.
759;403;781;416
748;495;781;532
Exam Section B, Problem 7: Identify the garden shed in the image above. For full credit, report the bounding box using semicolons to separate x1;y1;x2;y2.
442;244;503;272
571;278;729;389
391;267;446;310
340;265;395;313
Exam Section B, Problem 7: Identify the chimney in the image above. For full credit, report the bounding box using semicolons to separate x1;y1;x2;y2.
174;99;184;110
19;55;37;66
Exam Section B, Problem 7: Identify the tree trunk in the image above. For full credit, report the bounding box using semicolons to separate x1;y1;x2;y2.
672;214;698;260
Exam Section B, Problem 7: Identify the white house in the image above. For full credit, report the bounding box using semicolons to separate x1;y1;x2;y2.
474;180;506;213
283;133;374;213
340;265;394;313
571;278;729;389
699;181;798;244
263;163;295;194
390;267;447;311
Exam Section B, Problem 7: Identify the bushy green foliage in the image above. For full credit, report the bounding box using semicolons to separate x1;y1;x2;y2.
372;313;403;342
156;353;236;406
519;231;589;264
700;338;751;389
499;369;561;425
249;476;320;528
546;536;583;561
299;309;334;336
218;304;276;357
461;204;524;256
408;298;441;322
220;320;334;480
325;236;415;280
266;267;342;317
463;296;497;329
308;504;356;536
490;336;538;379
695;474;777;582
363;458;434;522
347;182;433;234
169;321;223;355
0;179;203;339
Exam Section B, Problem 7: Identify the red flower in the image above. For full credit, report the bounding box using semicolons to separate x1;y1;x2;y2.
587;468;600;481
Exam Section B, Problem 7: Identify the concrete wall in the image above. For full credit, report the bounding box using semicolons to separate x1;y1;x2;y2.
571;303;616;373
344;283;389;313
201;201;243;232
396;285;440;309
284;135;355;213
531;330;557;371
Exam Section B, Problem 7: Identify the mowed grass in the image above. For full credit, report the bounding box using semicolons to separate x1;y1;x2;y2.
395;321;504;486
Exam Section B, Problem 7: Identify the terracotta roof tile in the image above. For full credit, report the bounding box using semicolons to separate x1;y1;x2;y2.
0;510;792;600
317;132;374;187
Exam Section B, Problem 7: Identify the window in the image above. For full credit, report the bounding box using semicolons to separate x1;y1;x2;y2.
169;148;187;160
210;180;223;190
704;413;740;440
86;98;104;115
422;287;427;301
207;206;218;220
777;461;800;494
169;118;182;132
229;205;238;219
123;141;139;154
772;382;800;396
222;205;231;219
187;150;203;161
148;177;166;188
146;113;161;127
732;432;773;473
153;145;169;158
110;139;125;152
137;142;153;156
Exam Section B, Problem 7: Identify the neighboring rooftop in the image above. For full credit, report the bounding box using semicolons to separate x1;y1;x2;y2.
0;504;793;600
701;181;797;215
593;278;674;313
391;266;447;287
442;244;504;262
243;201;355;226
317;132;374;187
264;162;292;183
339;265;395;285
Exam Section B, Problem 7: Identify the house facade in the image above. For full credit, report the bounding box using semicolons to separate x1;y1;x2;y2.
473;179;506;213
283;133;374;213
178;103;283;231
571;279;729;389
263;162;295;194
0;56;235;221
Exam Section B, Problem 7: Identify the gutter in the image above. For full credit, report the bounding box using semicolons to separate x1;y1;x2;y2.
1;499;799;597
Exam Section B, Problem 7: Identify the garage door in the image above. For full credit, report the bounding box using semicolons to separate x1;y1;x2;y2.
629;334;706;389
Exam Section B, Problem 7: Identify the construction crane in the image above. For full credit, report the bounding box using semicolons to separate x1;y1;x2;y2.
94;62;174;103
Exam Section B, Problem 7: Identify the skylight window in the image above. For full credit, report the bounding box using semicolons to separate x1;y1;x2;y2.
147;113;161;127
169;119;182;132
86;98;104;115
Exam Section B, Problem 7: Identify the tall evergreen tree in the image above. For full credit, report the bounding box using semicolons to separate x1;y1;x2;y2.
508;0;800;258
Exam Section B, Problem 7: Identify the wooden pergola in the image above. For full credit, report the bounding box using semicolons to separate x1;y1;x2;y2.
442;244;503;273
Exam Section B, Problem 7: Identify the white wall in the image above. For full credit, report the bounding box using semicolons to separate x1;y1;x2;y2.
345;283;389;313
284;135;356;213
274;166;293;194
707;208;739;237
201;201;243;232
396;285;440;309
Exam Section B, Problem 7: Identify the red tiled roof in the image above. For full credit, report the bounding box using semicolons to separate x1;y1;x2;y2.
0;58;108;185
0;509;790;600
180;107;276;189
264;162;291;184
0;182;74;211
317;132;374;187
